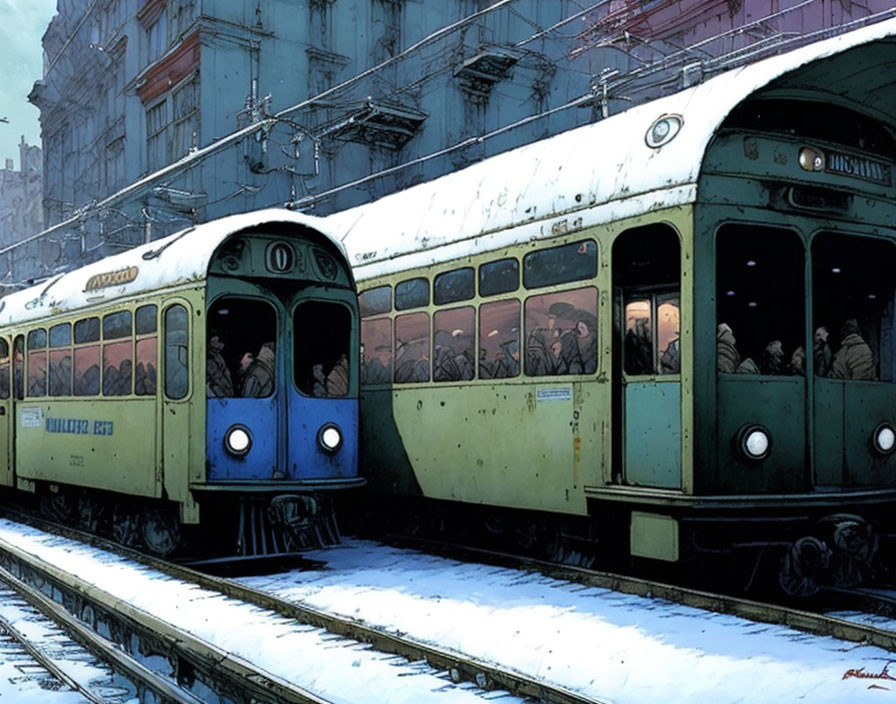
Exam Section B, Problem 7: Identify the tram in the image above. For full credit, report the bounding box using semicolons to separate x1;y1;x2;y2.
0;209;361;555
329;19;896;595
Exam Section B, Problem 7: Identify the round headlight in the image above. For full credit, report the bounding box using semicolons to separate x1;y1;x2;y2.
318;423;342;453
737;424;771;461
225;425;252;456
873;422;896;455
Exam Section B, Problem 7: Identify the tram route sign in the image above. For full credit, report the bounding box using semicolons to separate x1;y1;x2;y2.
825;150;891;186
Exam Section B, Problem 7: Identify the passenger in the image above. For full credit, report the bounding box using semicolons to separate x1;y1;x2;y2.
761;340;785;376
787;346;806;376
813;326;833;377
717;323;740;373
365;345;391;385
241;342;276;397
625;317;653;374
326;354;349;396
736;357;761;374
455;348;475;381
500;340;521;377
117;358;133;395
102;364;120;396
830;319;877;381
433;331;461;382
575;319;598;374
206;332;234;398
312;363;327;397
77;363;100;396
659;335;680;374
552;332;583;375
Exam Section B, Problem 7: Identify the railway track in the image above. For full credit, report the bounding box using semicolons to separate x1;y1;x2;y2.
0;510;604;704
0;564;195;703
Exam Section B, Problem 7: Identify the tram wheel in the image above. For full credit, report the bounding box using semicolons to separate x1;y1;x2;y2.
111;505;142;548
141;511;181;557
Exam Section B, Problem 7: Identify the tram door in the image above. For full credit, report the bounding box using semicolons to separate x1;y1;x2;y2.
612;225;682;489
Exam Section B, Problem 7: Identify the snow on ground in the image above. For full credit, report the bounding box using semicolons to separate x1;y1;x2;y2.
239;539;896;704
0;520;524;704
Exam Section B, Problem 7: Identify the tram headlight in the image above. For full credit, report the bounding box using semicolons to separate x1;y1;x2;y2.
873;422;896;455
317;423;343;453
736;424;771;461
799;147;825;172
224;425;252;457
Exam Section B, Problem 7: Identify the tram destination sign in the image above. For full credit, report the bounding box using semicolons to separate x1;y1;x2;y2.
825;150;891;186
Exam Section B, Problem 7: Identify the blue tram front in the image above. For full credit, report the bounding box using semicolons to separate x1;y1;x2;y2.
199;221;362;554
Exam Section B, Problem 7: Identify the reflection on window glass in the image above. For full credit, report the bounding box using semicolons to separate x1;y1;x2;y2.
27;329;46;397
479;258;519;297
657;298;681;374
480;299;520;379
434;268;474;306
523;240;597;289
165;305;189;400
136;305;158;335
525;288;598;376
624;300;653;375
717;225;804;376
74;345;100;396
49;323;71;348
394;313;430;383
103;311;132;340
395;278;429;311
433;307;475;382
813;232;896;381
74;317;100;344
359;286;391;318
361;318;392;386
49;349;72;396
103;340;132;396
13;338;23;400
294;302;351;397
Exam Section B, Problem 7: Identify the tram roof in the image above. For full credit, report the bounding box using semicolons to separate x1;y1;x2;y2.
329;17;896;279
0;208;341;327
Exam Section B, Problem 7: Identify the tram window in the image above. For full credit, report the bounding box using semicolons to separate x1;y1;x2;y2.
614;224;681;376
136;305;158;334
164;305;189;400
525;288;598;376
74;343;100;396
206;298;276;398
479;258;519;297
102;311;133;396
479;299;520;380
361;318;392;386
717;225;804;376
394;313;430;383
135;305;158;396
434;268;474;306
26;329;47;397
74;317;100;344
359;286;391;318
523;240;597;290
395;278;429;311
0;339;8;400
294;302;351;397
433;307;475;382
812;232;896;382
13;337;23;400
103;311;132;340
49;324;71;347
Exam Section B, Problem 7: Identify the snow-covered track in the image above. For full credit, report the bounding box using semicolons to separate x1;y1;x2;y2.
0;512;598;704
0;565;202;704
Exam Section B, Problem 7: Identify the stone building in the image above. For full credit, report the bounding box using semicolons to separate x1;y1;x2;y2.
20;0;896;280
0;138;43;284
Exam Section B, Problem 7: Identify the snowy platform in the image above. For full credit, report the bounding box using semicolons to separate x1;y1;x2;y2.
240;540;896;703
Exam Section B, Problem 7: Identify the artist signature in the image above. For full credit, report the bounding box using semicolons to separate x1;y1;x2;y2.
843;660;896;690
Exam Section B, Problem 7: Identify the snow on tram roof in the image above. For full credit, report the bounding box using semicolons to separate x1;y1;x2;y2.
0;208;337;326
329;17;896;279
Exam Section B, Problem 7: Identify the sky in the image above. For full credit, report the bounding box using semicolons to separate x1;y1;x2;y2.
0;0;57;169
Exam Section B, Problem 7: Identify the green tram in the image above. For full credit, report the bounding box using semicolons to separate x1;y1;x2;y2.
328;19;896;595
0;210;361;555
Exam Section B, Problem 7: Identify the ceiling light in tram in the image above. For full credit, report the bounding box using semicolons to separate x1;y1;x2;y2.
831;267;842;274
726;290;736;297
746;260;757;267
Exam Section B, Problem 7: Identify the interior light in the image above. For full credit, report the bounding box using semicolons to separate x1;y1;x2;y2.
746;260;757;267
832;267;842;274
748;302;758;308
726;290;736;297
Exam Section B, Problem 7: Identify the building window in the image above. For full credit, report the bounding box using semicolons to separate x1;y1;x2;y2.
145;73;199;172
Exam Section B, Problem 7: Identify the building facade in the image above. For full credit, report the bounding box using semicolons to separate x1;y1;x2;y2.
19;0;896;281
0;138;43;284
